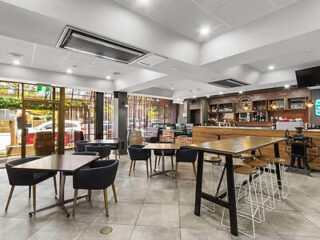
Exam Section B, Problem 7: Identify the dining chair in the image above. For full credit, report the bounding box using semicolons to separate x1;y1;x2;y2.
5;157;57;214
75;140;90;152
85;145;111;159
72;160;119;217
175;147;198;178
128;145;152;178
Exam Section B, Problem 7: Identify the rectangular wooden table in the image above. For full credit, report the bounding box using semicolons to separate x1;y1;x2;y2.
14;154;98;217
143;143;180;177
187;136;286;236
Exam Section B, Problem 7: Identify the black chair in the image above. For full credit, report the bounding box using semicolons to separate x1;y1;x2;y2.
75;140;90;152
175;147;198;178
5;157;57;213
128;145;152;178
85;145;111;159
72;160;119;217
107;138;121;159
154;142;175;170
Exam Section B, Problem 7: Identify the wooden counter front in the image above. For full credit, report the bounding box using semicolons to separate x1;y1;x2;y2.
192;127;320;171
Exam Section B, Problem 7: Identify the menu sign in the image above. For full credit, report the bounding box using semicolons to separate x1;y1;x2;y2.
316;100;320;116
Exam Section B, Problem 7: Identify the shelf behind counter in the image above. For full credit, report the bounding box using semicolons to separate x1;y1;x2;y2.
192;126;320;171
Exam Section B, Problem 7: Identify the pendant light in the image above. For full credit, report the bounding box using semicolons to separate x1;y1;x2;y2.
270;102;279;110
243;103;249;111
306;99;314;108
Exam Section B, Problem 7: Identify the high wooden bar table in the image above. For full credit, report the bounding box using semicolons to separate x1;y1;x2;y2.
187;136;286;236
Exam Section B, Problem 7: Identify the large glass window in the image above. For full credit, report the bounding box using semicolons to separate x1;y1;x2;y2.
104;93;114;138
127;95;175;136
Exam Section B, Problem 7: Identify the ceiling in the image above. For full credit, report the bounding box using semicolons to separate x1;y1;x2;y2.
112;0;299;42
1;0;320;101
0;35;138;80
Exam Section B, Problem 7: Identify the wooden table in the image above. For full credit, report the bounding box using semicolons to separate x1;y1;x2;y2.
14;154;98;217
88;139;119;145
143;143;180;177
187;136;286;236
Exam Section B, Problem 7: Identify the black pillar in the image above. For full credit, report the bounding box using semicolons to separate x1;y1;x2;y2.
114;91;128;154
95;92;104;139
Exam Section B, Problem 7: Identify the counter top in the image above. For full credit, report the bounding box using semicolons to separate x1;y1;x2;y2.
194;126;320;132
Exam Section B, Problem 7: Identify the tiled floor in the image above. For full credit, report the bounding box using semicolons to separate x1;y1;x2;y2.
1;153;320;240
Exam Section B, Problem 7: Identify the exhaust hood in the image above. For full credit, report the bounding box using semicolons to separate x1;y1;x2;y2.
57;26;148;64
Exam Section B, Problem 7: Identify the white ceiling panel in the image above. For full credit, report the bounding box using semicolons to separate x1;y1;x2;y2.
0;35;34;67
112;0;299;42
32;44;68;70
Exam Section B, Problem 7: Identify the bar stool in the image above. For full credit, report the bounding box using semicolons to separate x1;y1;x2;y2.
261;157;290;200
202;154;223;212
221;165;263;238
243;159;272;216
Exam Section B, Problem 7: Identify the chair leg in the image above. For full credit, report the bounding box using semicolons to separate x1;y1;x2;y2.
29;185;31;198
175;162;178;178
53;175;58;196
88;190;92;201
192;162;197;177
5;186;15;211
117;149;121;159
146;160;149;178
103;189;109;217
154;156;157;170
158;156;161;166
73;189;78;217
129;160;133;176
171;156;174;170
112;183;117;202
133;161;136;171
149;157;153;174
32;185;36;213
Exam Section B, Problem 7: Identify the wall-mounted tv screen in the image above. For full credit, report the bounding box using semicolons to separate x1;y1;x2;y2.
296;66;320;88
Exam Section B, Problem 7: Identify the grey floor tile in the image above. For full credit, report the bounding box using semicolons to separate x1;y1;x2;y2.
136;203;180;227
130;225;180;240
181;228;231;240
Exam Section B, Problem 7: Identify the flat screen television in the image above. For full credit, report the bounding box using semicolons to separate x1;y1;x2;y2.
296;66;320;88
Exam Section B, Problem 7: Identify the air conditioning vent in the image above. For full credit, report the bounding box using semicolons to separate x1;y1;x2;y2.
57;26;148;64
136;54;167;67
208;79;249;88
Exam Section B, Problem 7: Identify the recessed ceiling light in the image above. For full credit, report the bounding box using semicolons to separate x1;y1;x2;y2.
200;26;210;36
170;87;175;90
106;75;111;80
219;91;223;95
177;98;181;101
193;95;196;98
284;84;290;89
12;60;20;65
268;65;275;70
239;90;243;94
206;95;210;98
66;69;72;74
137;0;149;6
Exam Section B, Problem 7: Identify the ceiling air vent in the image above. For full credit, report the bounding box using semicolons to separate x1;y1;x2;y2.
136;54;167;67
57;26;148;64
208;79;249;88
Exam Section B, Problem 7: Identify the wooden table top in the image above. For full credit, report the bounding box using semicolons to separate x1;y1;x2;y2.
143;143;181;150
88;139;119;144
187;136;286;155
13;154;98;172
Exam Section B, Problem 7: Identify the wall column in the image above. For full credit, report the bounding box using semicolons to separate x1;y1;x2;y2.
95;92;104;139
113;91;128;154
58;87;65;154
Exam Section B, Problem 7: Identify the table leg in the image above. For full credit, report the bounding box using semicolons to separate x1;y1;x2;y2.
225;154;238;236
162;150;165;172
194;150;204;216
274;143;282;190
59;171;66;205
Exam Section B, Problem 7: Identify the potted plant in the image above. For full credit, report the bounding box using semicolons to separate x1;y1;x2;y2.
166;122;171;129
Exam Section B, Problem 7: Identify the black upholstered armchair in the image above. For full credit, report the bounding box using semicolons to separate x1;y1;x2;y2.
72;160;119;217
154;142;176;171
128;145;152;178
72;152;99;156
85;145;111;159
175;147;198;178
5;157;57;212
75;140;90;152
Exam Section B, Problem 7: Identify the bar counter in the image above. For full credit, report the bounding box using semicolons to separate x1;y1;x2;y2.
192;126;320;170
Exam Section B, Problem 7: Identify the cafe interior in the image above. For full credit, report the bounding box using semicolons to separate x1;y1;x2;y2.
1;0;320;239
